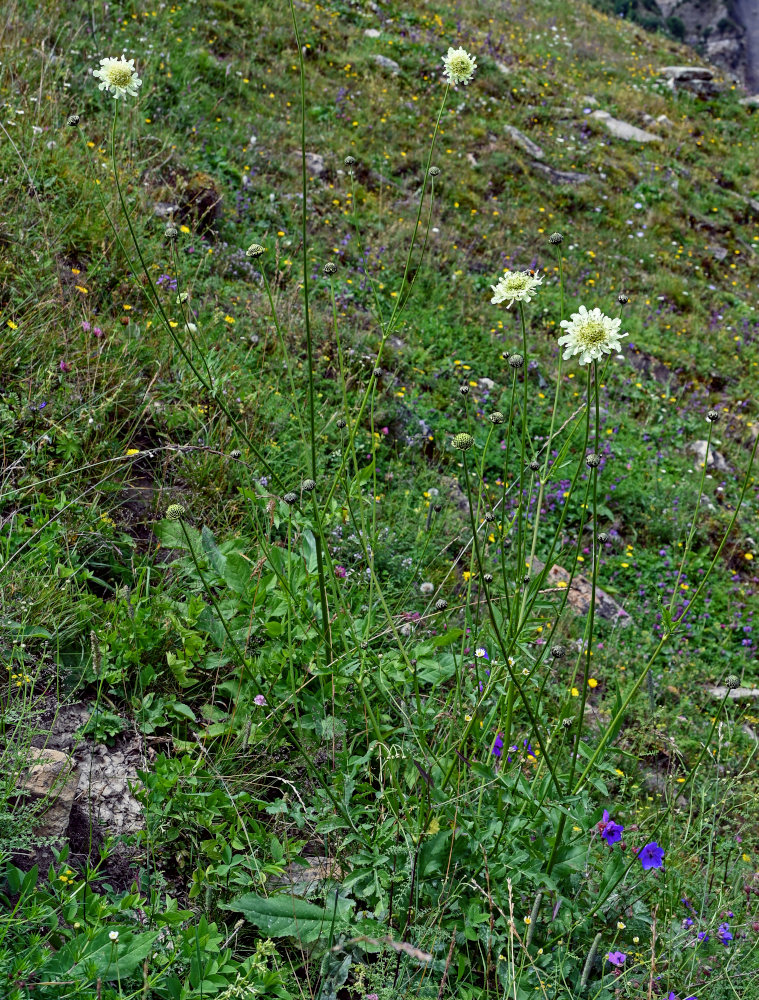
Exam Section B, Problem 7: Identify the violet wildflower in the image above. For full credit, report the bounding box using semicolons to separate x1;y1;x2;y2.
598;809;624;846
334;565;347;578
254;694;266;707
683;918;694;929
639;841;665;870
717;922;733;945
697;931;709;943
607;951;626;967
491;733;504;758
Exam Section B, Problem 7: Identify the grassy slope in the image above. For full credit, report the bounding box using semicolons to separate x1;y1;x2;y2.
1;0;759;995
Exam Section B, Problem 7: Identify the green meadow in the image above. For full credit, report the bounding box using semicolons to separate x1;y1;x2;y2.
1;0;758;996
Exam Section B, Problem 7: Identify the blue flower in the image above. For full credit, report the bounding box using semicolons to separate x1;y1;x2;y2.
639;841;665;870
491;733;504;758
597;809;624;846
607;951;626;967
717;922;733;945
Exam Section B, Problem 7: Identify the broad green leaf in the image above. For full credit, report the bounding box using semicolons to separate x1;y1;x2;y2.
222;893;354;943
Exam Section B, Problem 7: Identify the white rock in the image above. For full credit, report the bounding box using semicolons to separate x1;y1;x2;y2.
739;95;759;107
304;151;326;177
504;124;544;159
374;54;400;75
590;110;660;143
688;439;729;472
364;28;381;38
659;66;714;81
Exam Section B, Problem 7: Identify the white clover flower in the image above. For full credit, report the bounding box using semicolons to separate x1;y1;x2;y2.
442;47;477;86
490;269;543;308
93;56;142;100
557;305;628;365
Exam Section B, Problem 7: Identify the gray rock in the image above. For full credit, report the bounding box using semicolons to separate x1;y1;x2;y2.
21;748;79;839
739;94;759;106
479;377;496;390
374;54;400;75
659;65;714;81
364;28;381;38
153;202;180;219
688;439;729;472
708;685;759;700
529;160;592;185
495;61;511;75
504;124;545;159
582;95;600;106
544;563;632;627
590;110;660;142
304;151;326;177
658;66;720;97
656;114;673;126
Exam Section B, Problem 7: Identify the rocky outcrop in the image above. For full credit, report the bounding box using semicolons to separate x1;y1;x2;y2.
658;65;722;97
652;1;753;88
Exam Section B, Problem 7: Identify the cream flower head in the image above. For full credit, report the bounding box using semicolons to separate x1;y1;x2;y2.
93;56;142;99
557;305;627;364
442;47;477;86
490;269;543;309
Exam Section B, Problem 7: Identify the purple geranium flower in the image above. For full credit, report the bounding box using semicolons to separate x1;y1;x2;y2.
717;922;733;945
607;951;626;967
639;841;665;870
598;809;624;846
491;733;504;758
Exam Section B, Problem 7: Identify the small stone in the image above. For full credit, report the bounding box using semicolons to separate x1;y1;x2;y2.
504;124;545;159
20;749;78;839
304;151;326;177
364;28;381;38
687;440;728;473
374;54;400;75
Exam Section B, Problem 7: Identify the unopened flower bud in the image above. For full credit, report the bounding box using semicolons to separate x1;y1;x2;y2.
301;478;316;492
529;460;540;471
551;645;565;659
246;243;265;258
433;503;442;512
435;598;448;611
586;453;601;468
508;353;524;369
373;367;383;378
725;674;740;689
459;384;469;396
485;511;495;522
452;432;474;451
490;411;504;424
548;232;563;245
344;155;356;167
229;449;242;459
165;224;178;241
336;418;347;429
67;114;80;127
618;293;629;305
483;573;493;583
598;532;609;543
428;165;440;177
323;261;337;275
707;409;720;423
283;492;298;505
166;504;185;521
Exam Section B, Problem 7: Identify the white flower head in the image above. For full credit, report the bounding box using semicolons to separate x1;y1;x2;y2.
442;47;477;86
109;930;120;942
420;581;434;595
557;305;627;365
93;55;142;100
490;269;543;309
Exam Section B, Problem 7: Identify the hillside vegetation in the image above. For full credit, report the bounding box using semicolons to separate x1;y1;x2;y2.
1;0;758;997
